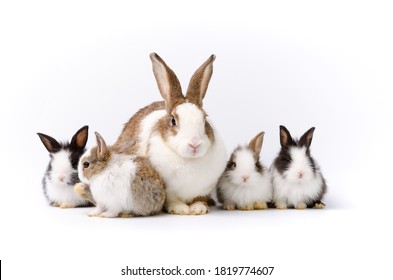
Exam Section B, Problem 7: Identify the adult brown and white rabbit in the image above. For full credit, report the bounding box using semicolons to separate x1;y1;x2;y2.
271;125;327;209
37;125;91;208
217;132;272;210
78;132;165;218
113;53;227;215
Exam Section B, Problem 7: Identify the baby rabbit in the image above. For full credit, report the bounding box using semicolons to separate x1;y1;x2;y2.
37;125;91;208
217;132;272;210
78;132;166;218
271;125;327;209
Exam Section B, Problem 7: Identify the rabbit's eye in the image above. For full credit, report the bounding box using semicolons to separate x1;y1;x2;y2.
170;115;177;126
228;161;236;168
83;162;90;168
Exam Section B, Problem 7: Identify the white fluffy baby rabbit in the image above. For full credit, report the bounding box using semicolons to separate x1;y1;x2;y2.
271;125;327;209
217;132;272;210
78;132;166;218
37;125;91;208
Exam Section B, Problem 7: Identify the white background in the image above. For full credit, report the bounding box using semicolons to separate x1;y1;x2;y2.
1;0;392;279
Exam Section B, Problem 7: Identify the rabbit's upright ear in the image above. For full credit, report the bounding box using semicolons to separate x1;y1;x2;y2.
70;125;89;150
37;133;61;153
186;54;216;107
279;125;293;148
94;132;109;159
150;53;184;112
248;131;265;156
299;127;316;148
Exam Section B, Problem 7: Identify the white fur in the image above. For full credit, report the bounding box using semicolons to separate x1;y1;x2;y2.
218;148;272;208
138;110;167;157
79;153;137;217
149;130;226;201
45;150;88;207
140;104;227;213
167;103;211;158
78;149;91;184
271;146;324;208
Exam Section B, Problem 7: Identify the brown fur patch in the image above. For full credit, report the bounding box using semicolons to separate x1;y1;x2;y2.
167;109;180;137
155;104;215;145
133;157;164;183
171;110;180;123
81;146;111;180
205;121;215;143
188;195;209;206
129;157;166;216
166;96;186;116
113;101;165;155
155;114;178;142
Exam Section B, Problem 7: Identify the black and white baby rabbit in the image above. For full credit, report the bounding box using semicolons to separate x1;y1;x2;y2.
271;125;327;209
217;132;272;210
37;125;91;208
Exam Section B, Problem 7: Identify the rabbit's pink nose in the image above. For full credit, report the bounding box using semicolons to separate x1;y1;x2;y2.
298;171;304;179
242;176;249;182
58;175;65;182
189;143;200;151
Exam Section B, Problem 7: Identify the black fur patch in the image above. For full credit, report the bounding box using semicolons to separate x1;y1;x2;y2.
273;137;317;177
273;148;292;175
255;161;264;173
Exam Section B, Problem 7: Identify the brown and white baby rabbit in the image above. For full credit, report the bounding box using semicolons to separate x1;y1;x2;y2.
78;132;165;218
37;125;91;208
217;132;272;210
271;126;327;209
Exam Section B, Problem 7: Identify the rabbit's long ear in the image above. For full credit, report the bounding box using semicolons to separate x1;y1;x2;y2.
279;125;293;148
94;132;109;159
37;133;61;153
150;53;184;112
70;125;89;150
299;127;315;148
185;54;215;107
248;131;265;156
